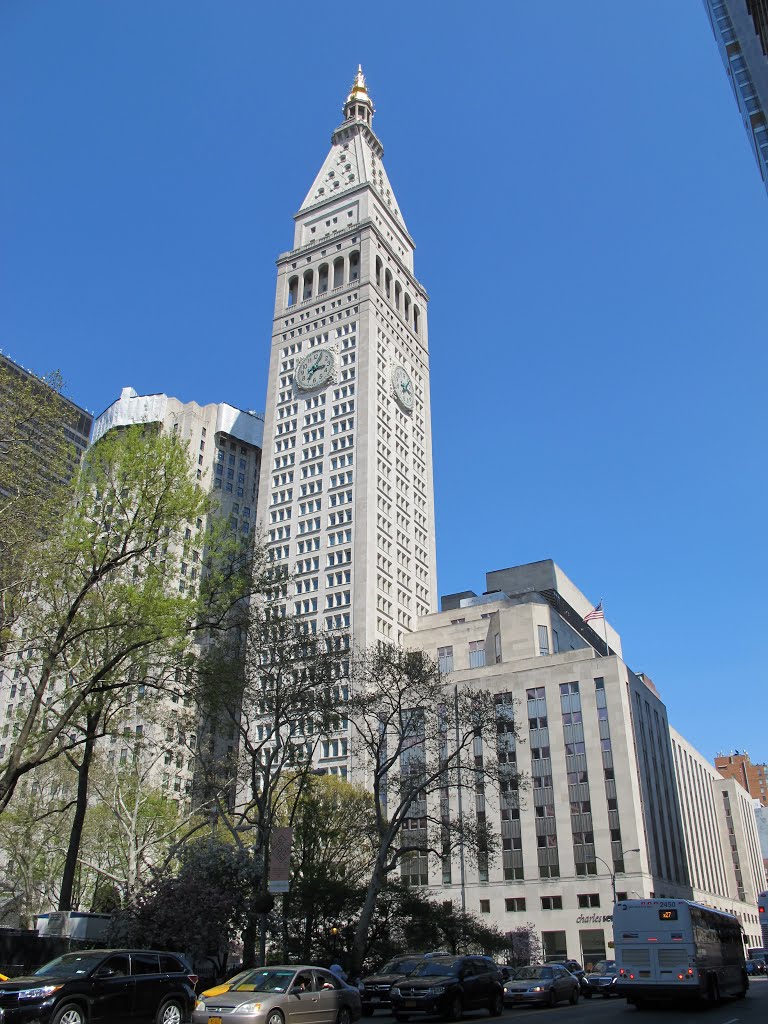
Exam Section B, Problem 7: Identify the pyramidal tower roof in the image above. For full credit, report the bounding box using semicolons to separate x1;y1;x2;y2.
299;66;408;233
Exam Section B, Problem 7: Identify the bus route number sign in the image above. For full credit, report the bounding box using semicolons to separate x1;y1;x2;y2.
659;909;679;921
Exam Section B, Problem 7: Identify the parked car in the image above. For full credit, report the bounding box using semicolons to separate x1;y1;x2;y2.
389;955;503;1020
503;963;580;1008
361;956;425;1015
192;965;362;1024
199;968;256;998
0;949;197;1024
549;960;588;994
584;959;618;998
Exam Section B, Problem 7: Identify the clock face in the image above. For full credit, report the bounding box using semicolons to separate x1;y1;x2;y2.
295;348;336;390
391;365;414;411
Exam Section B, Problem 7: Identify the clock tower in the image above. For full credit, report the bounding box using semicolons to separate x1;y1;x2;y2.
258;69;437;743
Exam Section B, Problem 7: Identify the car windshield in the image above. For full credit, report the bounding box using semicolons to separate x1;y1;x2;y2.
232;969;297;993
34;954;107;978
381;959;423;975
515;967;551;981
411;960;461;978
592;961;616;975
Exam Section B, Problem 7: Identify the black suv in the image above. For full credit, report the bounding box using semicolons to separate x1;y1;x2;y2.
361;955;425;1015
0;949;198;1024
389;955;503;1021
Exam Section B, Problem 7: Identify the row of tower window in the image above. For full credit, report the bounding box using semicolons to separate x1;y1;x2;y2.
374;257;420;332
287;252;360;306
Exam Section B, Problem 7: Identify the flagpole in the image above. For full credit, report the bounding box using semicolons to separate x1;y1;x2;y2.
603;601;609;656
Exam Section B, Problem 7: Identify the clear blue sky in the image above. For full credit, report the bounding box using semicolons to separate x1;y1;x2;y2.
2;2;766;764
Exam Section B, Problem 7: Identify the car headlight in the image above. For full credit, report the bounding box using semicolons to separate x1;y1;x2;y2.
530;986;544;993
238;1001;263;1013
195;999;207;1010
19;985;63;1001
391;987;401;996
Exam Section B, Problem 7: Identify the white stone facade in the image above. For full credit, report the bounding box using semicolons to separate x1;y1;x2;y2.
256;71;438;780
89;387;264;799
403;560;765;960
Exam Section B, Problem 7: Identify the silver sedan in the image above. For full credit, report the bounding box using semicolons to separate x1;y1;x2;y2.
192;966;362;1024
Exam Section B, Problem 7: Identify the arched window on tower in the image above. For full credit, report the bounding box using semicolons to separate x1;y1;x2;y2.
375;257;382;287
318;263;329;294
394;281;402;311
404;293;411;323
349;250;360;282
287;276;299;307
385;269;392;300
333;257;344;288
413;304;420;334
302;270;314;301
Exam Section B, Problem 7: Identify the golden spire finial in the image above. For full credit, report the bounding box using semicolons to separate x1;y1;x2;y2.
346;64;370;105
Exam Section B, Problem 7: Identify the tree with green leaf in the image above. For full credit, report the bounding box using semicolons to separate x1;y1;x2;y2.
0;423;254;816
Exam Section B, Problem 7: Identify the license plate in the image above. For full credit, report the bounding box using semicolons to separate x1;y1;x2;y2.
370;996;380;1003
405;1000;418;1007
209;1017;223;1024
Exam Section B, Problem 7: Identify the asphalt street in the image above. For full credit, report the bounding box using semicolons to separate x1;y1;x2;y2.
365;978;768;1024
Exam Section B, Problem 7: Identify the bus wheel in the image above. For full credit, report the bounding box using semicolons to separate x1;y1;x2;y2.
708;977;720;1006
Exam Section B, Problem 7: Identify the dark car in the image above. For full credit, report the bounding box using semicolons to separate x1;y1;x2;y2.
584;959;618;998
0;949;197;1024
503;964;580;1008
361;956;425;1015
389;955;503;1021
549;960;588;995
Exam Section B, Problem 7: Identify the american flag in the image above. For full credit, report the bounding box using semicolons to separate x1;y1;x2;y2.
584;600;604;623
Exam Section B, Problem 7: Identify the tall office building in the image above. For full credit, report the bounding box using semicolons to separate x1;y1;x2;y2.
715;750;768;806
257;69;437;672
0;352;93;495
704;0;768;192
404;560;765;962
89;386;264;799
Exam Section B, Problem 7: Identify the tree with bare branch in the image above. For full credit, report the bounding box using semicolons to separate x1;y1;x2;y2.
344;643;524;975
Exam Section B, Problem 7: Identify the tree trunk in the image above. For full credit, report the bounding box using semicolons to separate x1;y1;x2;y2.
349;851;389;976
58;717;98;911
242;919;257;969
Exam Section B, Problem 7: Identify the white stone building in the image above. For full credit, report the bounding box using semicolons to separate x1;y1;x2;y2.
404;559;765;961
256;70;438;785
90;386;264;800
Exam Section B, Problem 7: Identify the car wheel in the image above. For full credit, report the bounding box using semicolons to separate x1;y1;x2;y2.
488;991;503;1016
570;986;579;1005
156;999;184;1024
267;1010;286;1024
337;1008;352;1024
583;988;592;998
547;989;556;1008
444;994;463;1021
52;1005;86;1024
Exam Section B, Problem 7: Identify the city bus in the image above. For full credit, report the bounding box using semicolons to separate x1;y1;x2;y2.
613;899;748;1007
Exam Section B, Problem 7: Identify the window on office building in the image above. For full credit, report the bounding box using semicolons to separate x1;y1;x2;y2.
541;895;563;910
577;893;600;908
468;640;486;668
537;624;549;655
437;646;454;673
505;898;526;912
479;900;491;914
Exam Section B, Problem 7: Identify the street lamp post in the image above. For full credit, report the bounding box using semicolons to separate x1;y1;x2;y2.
594;849;641;904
